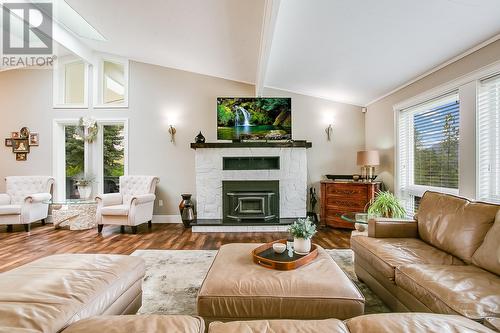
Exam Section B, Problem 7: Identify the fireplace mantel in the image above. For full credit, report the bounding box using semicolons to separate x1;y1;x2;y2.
190;141;312;149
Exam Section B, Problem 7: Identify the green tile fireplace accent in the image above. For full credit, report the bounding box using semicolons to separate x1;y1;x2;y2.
222;180;279;222
222;156;280;170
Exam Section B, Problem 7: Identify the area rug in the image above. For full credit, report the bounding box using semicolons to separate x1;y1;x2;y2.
131;249;390;315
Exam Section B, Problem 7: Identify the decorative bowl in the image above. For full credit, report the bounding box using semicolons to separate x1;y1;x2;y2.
272;243;287;254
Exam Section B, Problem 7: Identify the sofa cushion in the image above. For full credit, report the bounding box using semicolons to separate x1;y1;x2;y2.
345;313;494;333
63;315;205;333
351;236;463;281
395;264;500;320
208;319;348;333
0;254;145;333
416;191;499;263
101;204;129;216
0;204;21;215
472;210;500;276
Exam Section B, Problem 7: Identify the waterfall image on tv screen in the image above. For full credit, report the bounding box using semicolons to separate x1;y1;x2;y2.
217;97;292;140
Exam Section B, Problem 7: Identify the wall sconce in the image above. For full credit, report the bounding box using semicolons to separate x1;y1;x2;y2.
168;125;177;143
325;124;333;141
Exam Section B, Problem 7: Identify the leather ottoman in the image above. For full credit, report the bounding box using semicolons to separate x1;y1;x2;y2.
63;315;205;333
197;243;365;322
0;254;145;333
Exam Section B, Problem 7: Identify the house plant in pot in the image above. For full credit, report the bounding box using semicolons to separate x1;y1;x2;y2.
288;217;317;254
367;191;406;219
74;175;94;200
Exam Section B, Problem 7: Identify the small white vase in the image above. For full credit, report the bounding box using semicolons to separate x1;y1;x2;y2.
77;185;92;200
294;237;311;254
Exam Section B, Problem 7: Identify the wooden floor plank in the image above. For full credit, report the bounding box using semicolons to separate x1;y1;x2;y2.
0;222;351;272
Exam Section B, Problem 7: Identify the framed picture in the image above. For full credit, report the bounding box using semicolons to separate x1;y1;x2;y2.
12;139;30;153
16;153;27;161
29;132;39;146
20;127;30;138
11;132;19;139
5;138;12;147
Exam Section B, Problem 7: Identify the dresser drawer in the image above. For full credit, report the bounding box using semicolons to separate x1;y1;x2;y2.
326;183;368;198
323;209;355;229
325;197;367;211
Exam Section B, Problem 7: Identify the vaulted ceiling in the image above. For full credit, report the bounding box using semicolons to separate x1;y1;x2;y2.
64;0;500;106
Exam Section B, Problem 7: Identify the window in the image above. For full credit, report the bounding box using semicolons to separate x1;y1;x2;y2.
94;57;129;107
397;92;460;214
64;125;85;199
102;124;125;193
53;119;128;200
478;74;500;203
103;61;125;104
53;56;88;108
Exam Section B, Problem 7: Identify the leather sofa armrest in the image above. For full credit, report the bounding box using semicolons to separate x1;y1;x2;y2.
368;218;418;238
0;193;11;205
95;193;123;207
130;193;156;205
24;193;52;204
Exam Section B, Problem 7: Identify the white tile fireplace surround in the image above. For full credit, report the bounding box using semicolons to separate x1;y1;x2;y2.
194;146;308;231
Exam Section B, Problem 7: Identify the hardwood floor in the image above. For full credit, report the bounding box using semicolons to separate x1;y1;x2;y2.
0;222;352;273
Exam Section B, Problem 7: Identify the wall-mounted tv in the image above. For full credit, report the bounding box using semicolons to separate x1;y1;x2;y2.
217;97;292;141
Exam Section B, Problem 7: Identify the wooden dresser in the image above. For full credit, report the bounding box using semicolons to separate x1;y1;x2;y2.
320;180;380;229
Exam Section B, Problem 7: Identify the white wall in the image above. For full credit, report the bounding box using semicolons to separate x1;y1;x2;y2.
366;39;500;191
0;61;364;215
264;88;365;197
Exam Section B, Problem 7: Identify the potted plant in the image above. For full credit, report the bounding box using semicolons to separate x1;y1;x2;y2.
74;175;94;200
288;217;317;254
367;191;406;218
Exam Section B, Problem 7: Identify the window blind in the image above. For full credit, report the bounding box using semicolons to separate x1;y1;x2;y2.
398;92;460;215
478;74;500;203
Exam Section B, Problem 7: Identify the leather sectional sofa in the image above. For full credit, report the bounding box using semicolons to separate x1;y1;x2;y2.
0;254;145;332
351;191;500;322
60;313;496;333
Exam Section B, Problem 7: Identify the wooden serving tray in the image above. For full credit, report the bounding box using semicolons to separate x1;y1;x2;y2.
252;239;318;271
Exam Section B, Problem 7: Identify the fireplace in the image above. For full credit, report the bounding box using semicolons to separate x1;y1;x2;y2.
222;180;279;223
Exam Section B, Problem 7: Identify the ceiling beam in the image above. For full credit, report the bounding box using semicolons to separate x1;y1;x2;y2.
255;0;281;97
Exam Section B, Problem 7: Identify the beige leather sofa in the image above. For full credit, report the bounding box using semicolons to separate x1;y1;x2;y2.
351;191;500;321
59;313;495;333
0;254;145;333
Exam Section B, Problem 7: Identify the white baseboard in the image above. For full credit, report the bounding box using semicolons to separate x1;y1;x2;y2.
152;214;182;224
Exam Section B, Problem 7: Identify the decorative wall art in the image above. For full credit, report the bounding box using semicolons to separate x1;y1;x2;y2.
4;127;39;161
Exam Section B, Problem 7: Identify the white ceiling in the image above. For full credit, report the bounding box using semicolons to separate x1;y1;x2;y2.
63;0;500;106
65;0;265;84
265;0;500;106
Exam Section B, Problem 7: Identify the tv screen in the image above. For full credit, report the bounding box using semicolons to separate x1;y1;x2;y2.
217;97;292;141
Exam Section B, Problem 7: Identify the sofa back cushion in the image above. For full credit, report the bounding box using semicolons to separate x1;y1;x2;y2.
6;176;54;204
416;191;498;263
472;210;500;275
119;176;159;205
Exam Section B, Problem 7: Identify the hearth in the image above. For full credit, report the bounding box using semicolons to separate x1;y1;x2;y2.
222;181;279;223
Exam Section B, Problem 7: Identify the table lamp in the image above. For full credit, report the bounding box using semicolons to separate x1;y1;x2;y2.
357;150;379;181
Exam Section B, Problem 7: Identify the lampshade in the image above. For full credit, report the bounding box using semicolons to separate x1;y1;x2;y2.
357;150;380;166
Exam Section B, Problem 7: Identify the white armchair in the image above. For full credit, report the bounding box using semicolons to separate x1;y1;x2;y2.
96;176;159;234
0;176;54;232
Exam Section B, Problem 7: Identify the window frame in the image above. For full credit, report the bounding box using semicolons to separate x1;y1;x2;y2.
476;73;500;203
52;118;129;201
93;55;129;109
393;60;500;206
52;56;90;109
